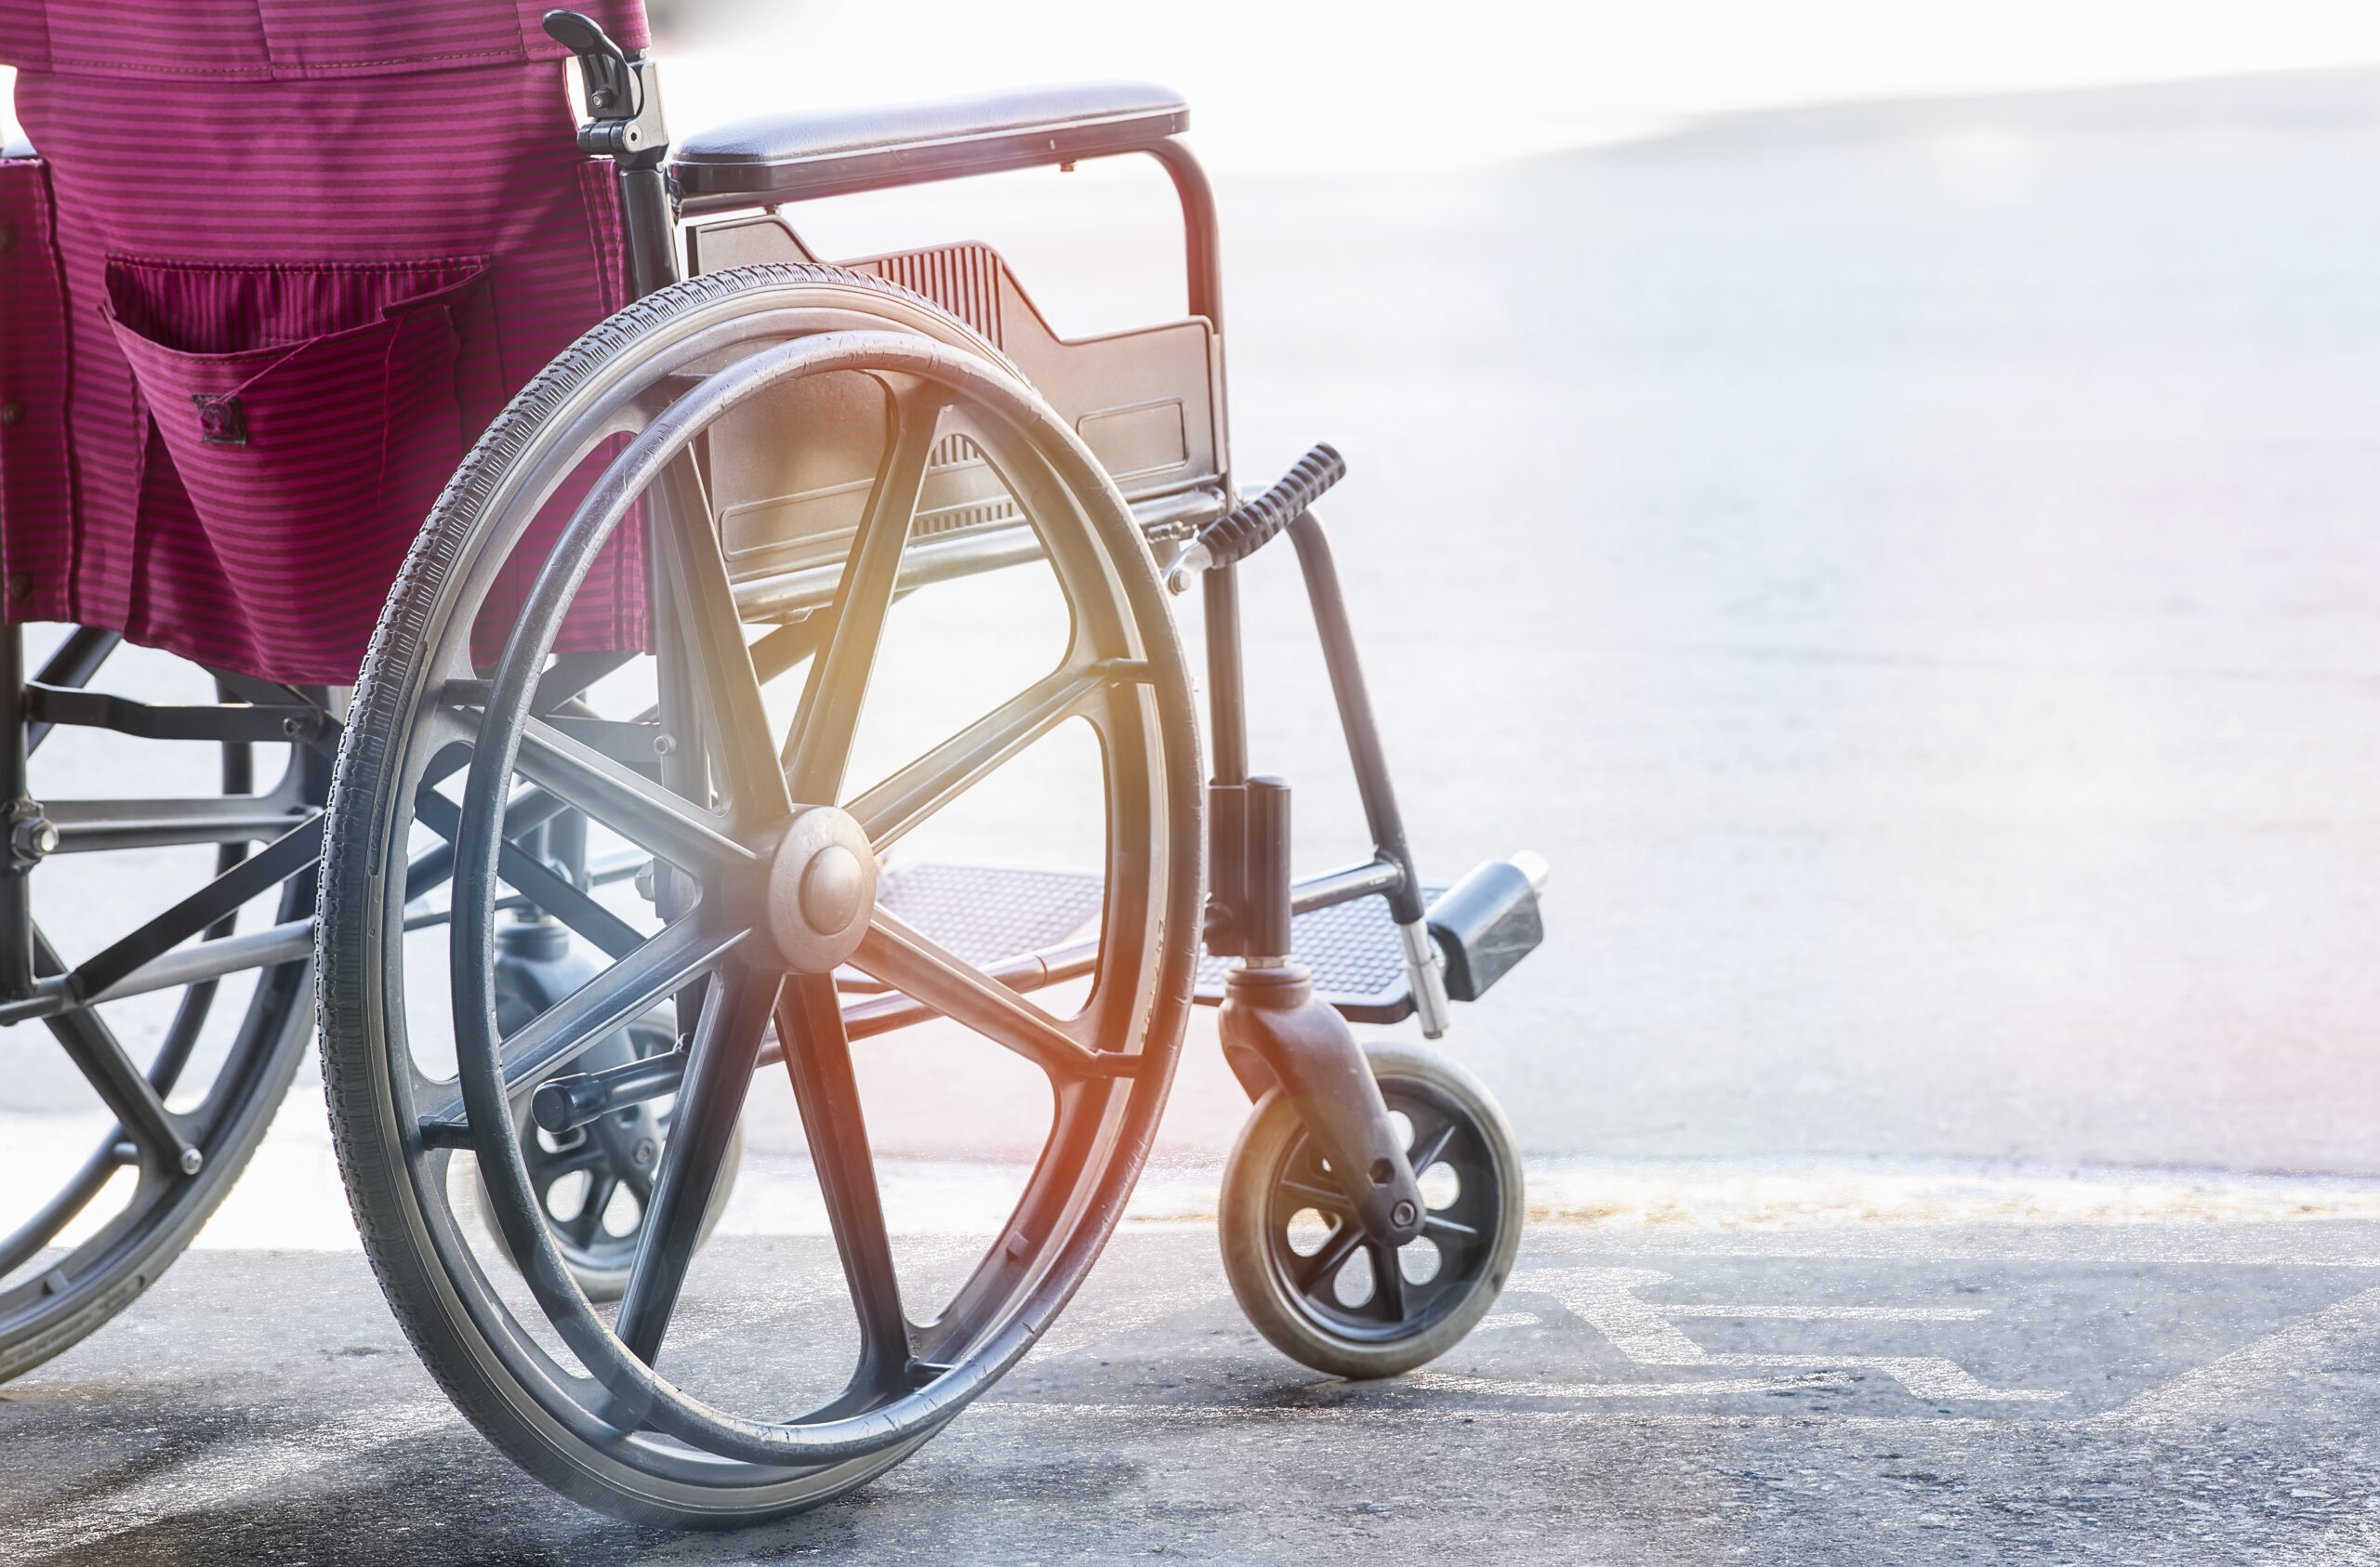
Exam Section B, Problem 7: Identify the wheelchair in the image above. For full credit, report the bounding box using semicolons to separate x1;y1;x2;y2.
1;4;1549;1527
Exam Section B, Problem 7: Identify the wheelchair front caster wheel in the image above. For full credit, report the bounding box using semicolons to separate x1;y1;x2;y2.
1220;1043;1525;1379
478;1014;742;1302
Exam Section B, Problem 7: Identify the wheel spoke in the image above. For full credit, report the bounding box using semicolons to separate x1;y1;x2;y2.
534;1137;612;1179
419;917;747;1132
777;972;912;1391
411;784;642;959
748;620;823;685
1368;1240;1408;1322
44;999;192;1170
851;910;1112;1080
1406;1119;1459;1184
782;387;949;805
571;1176;619;1247
653;452;792;825
1277;1176;1349;1211
613;967;777;1366
63;816;319;1000
1293;1220;1363;1299
497;924;727;1084
511;715;756;879
846;665;1111;849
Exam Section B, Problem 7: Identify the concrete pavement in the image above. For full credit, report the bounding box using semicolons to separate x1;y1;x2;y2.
7;1216;2379;1563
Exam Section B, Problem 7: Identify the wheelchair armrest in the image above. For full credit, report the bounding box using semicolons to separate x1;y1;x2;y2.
673;83;1188;208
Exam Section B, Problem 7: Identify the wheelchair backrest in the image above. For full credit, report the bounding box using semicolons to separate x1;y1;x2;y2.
688;215;1228;612
0;0;651;685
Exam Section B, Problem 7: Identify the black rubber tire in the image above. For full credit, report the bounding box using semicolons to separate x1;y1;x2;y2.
1220;1043;1525;1380
318;264;1202;1526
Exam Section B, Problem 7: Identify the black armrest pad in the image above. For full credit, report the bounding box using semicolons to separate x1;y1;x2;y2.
674;82;1187;204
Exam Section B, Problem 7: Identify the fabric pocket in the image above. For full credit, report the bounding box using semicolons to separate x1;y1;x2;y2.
102;256;489;658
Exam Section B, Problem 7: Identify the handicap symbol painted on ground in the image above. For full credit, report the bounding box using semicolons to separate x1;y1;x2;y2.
1412;1267;2067;1403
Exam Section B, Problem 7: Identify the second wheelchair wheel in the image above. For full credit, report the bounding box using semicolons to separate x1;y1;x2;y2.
318;264;1202;1525
1220;1043;1526;1379
0;643;326;1381
480;1007;741;1302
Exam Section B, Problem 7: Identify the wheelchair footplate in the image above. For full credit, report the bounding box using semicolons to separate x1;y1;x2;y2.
876;858;1546;1027
876;861;1422;1018
872;861;1108;968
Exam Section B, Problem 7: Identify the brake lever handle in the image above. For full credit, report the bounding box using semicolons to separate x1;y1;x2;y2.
543;9;638;120
543;9;668;165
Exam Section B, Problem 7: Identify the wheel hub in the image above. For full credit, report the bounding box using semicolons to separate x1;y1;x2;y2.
766;806;878;972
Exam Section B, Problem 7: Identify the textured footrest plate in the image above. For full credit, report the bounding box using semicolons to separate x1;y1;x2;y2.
874;862;1106;967
872;860;1423;1024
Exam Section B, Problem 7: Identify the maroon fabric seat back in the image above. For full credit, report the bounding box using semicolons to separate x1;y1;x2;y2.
0;0;650;683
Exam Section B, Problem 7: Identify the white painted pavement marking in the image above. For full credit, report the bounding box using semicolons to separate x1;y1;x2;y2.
1524;1230;2380;1268
1518;1267;1712;1361
1408;1371;1855;1400
1699;1353;2063;1402
2113;1282;2380;1425
1474;1311;1544;1330
1660;1304;1990;1321
1524;1156;2380;1230
1516;1267;2066;1402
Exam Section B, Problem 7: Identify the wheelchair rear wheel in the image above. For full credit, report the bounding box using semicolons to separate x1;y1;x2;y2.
0;641;324;1380
318;265;1201;1525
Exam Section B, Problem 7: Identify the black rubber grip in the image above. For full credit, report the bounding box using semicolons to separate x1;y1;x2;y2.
1195;443;1345;569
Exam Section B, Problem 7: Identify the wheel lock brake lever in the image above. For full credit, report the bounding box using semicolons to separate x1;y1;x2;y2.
544;9;667;164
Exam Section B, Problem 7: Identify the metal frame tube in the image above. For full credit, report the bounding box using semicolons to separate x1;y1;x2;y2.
1142;140;1223;342
1291;858;1405;915
1288;510;1450;1035
1287;511;1422;926
619;162;681;298
0;625;31;996
1202;565;1249;786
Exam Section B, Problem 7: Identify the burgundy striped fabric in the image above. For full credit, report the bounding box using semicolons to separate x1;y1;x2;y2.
0;0;650;684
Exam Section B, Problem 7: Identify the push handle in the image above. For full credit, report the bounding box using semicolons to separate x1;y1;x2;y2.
1164;443;1345;592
